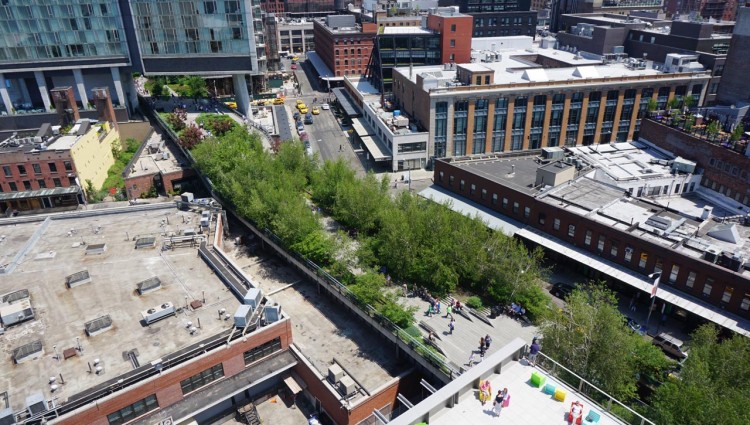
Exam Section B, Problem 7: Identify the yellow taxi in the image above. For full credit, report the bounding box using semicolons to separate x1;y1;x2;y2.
273;97;285;105
224;101;237;109
296;99;304;105
291;56;300;62
263;100;274;106
311;106;320;115
296;102;307;110
299;106;309;114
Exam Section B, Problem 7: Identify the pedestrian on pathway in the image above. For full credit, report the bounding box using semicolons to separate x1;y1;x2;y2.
480;337;485;351
446;305;453;319
448;319;454;334
467;352;476;366
528;337;541;366
485;335;492;350
493;389;508;416
436;301;441;314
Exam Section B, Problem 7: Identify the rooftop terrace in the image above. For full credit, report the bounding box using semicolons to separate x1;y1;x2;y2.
0;205;240;413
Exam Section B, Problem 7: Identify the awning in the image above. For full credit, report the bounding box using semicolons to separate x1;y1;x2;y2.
515;227;750;338
0;185;80;201
419;186;524;236
307;51;344;81
351;117;373;137
332;88;360;117
283;374;305;395
361;136;391;161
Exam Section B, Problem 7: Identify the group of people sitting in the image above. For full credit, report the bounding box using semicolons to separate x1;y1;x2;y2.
507;302;526;319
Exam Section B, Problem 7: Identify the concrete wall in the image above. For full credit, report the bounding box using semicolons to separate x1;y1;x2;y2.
716;7;750;105
70;123;119;192
118;121;153;143
0;108;129;134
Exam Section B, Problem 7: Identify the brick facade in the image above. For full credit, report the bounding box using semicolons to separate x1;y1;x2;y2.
312;20;377;79
426;14;474;65
55;320;293;425
639;118;750;206
433;159;750;320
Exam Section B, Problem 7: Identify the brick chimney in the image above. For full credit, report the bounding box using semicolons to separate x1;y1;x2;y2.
91;87;118;132
50;87;80;126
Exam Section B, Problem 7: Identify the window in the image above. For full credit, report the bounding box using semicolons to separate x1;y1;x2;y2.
244;337;282;365
22;181;31;190
64;161;73;171
492;193;498;205
439;171;444;181
686;271;696;288
8;182;17;192
17;165;26;175
53;178;62;187
722;287;733;303
567;224;575;237
32;164;42;174
451;24;457;32
460;180;465;191
538;212;546;225
512;202;519;214
181;364;224;394
584;230;592;246
669;265;679;283
624;246;633;262
597;236;605;253
610;242;618;257
553;218;560;230
107;395;158;425
481;188;487;199
2;165;10;177
450;39;456;48
703;278;713;297
470;184;476;195
741;294;750;311
37;180;46;189
654;257;663;274
638;252;648;269
48;162;58;173
449;176;454;185
502;197;508;209
524;206;531;218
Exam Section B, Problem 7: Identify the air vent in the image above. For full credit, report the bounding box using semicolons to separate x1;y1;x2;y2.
339;376;357;396
141;302;176;324
85;243;107;255
25;392;47;416
0;299;34;326
137;277;162;295
66;270;91;288
13;340;43;364
85;315;113;336
135;236;156;249
328;364;344;384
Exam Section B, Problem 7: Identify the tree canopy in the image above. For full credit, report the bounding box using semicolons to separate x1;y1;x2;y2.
649;325;750;425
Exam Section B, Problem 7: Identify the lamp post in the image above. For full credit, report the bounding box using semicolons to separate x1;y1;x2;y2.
645;272;661;330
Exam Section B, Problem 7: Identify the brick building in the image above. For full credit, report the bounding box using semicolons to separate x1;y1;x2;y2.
439;0;538;39
312;15;378;79
392;38;710;161
716;6;750;106
431;136;750;336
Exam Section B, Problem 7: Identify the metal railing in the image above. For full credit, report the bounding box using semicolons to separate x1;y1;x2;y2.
534;351;656;425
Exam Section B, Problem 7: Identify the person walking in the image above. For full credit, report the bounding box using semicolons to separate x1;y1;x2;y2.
479;337;485;351
493;388;508;416
448;318;455;334
445;305;453;319
485;335;492;350
528;338;541;366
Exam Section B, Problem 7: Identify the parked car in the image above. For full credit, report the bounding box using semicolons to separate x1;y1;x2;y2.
624;316;646;335
304;113;313;124
293;111;300;120
652;333;689;359
550;282;576;300
320;103;330;110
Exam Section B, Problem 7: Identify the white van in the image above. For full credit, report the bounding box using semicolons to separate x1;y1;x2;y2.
652;333;688;359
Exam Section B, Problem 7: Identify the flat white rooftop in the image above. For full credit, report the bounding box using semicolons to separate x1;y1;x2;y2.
382;27;433;35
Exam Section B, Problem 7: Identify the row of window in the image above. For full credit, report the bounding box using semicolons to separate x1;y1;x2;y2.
107;394;158;425
180;364;224;395
0;177;75;193
702;176;750;207
438;172;749;310
244;337;282;365
2;161;72;177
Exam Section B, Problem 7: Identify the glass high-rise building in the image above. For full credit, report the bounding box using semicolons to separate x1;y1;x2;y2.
0;0;265;120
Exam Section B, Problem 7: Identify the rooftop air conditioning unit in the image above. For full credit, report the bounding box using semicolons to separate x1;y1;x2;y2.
141;302;176;324
339;376;357;396
328;364;344;384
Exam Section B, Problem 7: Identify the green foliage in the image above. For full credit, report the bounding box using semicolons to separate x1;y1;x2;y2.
650;325;750;425
647;98;658;112
731;123;744;142
667;97;681;111
195;114;238;137
403;325;422;339
291;230;335;266
170;76;209;98
379;296;416;328
683;94;696;110
706;121;720;140
166;111;187;132
88;138;142;202
146;77;166;98
539;284;670;400
349;271;386;306
465;296;483;309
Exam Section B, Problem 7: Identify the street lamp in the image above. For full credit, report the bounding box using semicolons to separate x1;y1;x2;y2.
645;272;661;330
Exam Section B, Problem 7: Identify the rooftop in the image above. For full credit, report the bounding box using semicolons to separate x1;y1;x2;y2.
447;141;750;276
127;132;186;179
0;205;241;413
395;45;686;89
0;119;110;154
382;26;433;35
220;235;407;400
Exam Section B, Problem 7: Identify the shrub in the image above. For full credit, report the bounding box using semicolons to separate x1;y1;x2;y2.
466;296;483;309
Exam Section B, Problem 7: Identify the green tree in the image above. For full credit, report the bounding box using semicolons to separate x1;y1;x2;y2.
706;120;720;141
166;111;186;132
730;123;744;142
150;77;166;98
185;76;209;98
291;230;335;265
667;97;681;113
179;124;203;149
332;172;388;234
650;325;750;425
647;98;658;116
539;284;671;400
683;94;695;112
349;271;386;306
